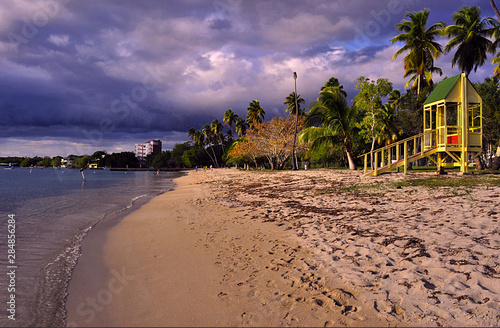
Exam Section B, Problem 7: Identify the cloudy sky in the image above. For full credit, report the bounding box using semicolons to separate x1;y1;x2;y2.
0;0;497;157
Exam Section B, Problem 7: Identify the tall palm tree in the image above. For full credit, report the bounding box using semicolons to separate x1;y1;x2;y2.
235;118;249;137
211;119;225;153
444;5;494;76
246;100;265;127
223;108;239;140
299;86;358;170
391;9;444;95
194;130;216;167
402;56;442;91
202;124;219;167
284;92;305;116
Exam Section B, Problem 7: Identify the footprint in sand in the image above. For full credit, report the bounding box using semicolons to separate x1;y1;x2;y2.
241;312;253;325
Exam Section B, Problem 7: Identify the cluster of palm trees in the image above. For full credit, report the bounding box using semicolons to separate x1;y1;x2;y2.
186;4;500;171
391;5;500;95
188;100;267;167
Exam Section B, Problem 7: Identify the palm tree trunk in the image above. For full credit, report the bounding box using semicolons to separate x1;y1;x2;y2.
218;135;225;154
345;149;357;170
491;0;500;21
417;74;421;96
203;147;217;168
210;146;219;167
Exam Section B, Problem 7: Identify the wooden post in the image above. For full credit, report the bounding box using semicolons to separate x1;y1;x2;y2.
396;143;400;173
364;154;368;173
404;141;408;175
388;147;392;169
374;151;378;176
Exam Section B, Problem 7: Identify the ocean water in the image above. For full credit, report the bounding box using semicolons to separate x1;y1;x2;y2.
0;168;179;327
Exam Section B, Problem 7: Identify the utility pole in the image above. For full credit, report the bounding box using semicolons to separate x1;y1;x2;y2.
292;72;299;170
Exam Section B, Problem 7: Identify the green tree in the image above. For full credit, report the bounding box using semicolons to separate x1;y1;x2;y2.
51;156;62;167
377;103;403;146
474;76;500;165
74;155;90;168
320;77;347;99
299;80;359;170
41;156;52;167
391;9;444;95
355;76;393;168
103;152;138;168
169;142;192;167
444;5;494;76
284;92;305;116
246;100;265;127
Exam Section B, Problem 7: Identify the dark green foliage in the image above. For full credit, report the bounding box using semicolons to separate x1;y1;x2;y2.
473;76;500;147
102;152;139;168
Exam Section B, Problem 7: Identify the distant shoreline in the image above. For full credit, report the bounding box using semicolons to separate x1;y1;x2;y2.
108;167;188;171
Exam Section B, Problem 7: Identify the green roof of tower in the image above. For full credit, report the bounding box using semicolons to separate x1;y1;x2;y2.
423;73;461;105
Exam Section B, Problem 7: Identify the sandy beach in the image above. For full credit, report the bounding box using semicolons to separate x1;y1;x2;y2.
66;168;500;327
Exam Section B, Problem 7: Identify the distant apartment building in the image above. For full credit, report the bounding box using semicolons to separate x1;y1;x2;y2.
135;140;162;166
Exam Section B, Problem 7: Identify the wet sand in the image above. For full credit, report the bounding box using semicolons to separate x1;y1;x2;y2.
66;168;500;327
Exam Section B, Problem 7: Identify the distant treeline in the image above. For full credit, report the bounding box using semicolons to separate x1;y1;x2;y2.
0;151;141;169
0;142;213;169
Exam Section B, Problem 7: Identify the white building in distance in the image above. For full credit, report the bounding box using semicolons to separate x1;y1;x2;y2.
135;140;162;166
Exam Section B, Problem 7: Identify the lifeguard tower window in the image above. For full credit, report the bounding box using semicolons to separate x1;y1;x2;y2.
425;105;437;130
469;103;481;129
446;103;458;126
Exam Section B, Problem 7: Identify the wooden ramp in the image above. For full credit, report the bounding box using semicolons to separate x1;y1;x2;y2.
360;132;441;177
364;147;438;176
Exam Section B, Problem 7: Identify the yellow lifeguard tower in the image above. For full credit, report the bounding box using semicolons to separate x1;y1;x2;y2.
362;73;483;176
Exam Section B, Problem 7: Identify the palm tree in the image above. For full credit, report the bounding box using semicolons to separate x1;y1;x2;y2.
223;108;239;140
391;9;444;95
402;55;442;91
188;127;196;143
444;5;494;76
211;119;225;153
376;103;403;146
299;86;358;170
246;100;265;127
194;129;216;168
202;124;219;167
388;89;401;105
320;77;347;99
284;92;305;116
235;118;249;137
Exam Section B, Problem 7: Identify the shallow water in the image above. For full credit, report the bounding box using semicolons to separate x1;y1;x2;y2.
0;168;179;327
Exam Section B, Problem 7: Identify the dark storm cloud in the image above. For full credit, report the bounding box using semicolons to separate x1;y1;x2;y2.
0;0;497;156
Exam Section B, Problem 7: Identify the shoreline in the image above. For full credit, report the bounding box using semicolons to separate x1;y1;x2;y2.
66;169;500;327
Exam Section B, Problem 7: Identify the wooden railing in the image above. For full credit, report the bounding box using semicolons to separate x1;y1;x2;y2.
359;131;437;175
